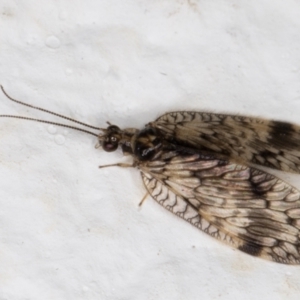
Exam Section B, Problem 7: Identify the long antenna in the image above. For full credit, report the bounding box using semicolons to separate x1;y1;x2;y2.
0;85;106;137
0;85;101;130
0;115;99;137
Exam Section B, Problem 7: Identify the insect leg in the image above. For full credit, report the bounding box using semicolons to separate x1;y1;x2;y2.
138;192;149;207
99;162;136;169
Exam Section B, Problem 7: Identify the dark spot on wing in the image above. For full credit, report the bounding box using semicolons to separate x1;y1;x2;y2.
250;185;266;196
269;121;298;148
217;160;228;166
249;170;267;196
238;242;263;257
259;150;272;158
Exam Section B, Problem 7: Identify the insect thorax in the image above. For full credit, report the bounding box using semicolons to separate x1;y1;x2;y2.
100;124;170;161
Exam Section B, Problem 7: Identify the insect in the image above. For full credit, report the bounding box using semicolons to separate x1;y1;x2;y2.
1;86;300;265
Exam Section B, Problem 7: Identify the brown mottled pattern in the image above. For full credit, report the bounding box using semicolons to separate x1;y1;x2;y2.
140;151;300;264
153;112;300;173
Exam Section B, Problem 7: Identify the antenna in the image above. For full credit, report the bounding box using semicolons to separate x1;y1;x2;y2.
0;85;105;137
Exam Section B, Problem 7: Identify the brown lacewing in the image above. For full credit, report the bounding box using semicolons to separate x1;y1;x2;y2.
1;85;300;264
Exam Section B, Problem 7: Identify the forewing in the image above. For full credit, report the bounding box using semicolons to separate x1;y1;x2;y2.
152;111;300;173
140;152;300;264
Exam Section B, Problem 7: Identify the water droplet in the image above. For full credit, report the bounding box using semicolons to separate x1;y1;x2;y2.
55;135;66;145
82;285;89;292
46;36;61;49
47;125;57;134
65;68;73;75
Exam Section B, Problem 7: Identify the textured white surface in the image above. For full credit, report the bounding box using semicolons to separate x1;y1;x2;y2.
1;1;300;299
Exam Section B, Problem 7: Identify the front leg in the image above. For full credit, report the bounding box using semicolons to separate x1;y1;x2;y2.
99;161;137;169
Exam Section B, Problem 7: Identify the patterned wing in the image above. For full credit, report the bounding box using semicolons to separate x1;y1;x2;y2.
140;151;300;264
152;111;300;173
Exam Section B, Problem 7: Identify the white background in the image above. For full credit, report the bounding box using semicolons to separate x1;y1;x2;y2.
1;1;300;299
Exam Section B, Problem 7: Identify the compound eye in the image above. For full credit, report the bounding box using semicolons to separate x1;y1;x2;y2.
107;125;120;132
102;136;119;152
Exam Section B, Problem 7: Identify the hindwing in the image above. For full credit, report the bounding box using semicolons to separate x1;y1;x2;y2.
140;150;300;264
